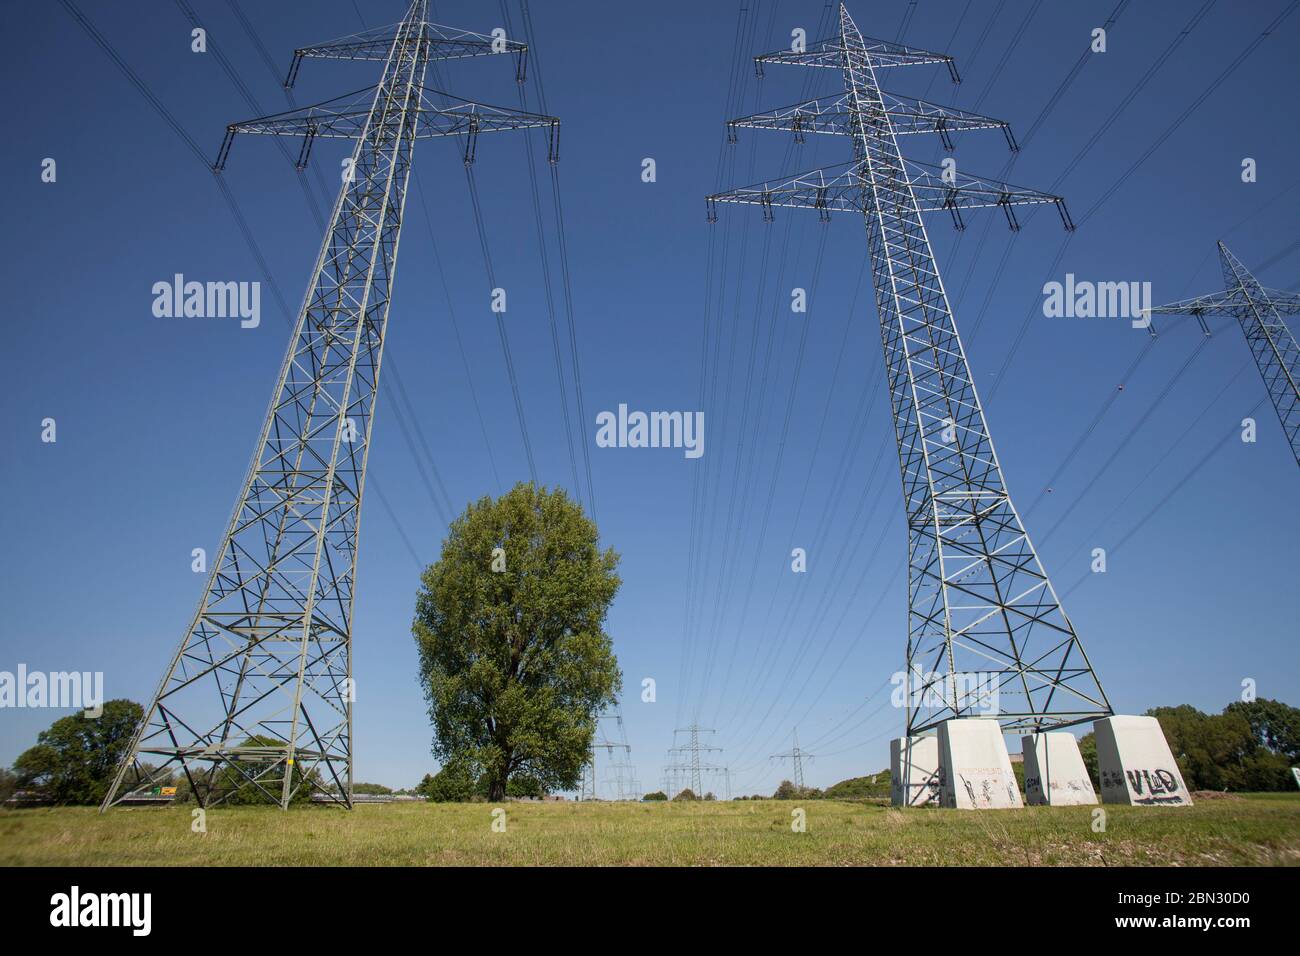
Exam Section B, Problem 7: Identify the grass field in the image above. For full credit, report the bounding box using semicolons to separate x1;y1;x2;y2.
3;793;1299;866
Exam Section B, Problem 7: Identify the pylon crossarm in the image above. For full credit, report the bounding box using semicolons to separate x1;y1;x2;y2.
1145;291;1241;317
1148;288;1300;318
707;161;863;220
902;158;1071;229
286;20;526;86
708;158;1070;227
755;34;958;82
729;91;1014;150
216;88;557;170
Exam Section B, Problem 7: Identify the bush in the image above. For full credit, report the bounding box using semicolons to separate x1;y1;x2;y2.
773;779;821;800
416;764;476;802
641;790;668;801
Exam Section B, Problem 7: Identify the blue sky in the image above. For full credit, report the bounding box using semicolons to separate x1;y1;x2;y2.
2;0;1297;798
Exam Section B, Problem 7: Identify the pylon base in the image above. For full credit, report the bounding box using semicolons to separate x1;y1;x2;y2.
1094;715;1192;806
1021;731;1097;806
937;718;1023;809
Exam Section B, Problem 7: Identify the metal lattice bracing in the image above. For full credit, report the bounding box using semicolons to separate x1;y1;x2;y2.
1146;242;1300;469
709;4;1111;735
102;1;555;810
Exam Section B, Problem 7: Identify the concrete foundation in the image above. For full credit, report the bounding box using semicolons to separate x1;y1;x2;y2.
890;734;940;807
1094;715;1192;806
937;718;1022;809
1021;732;1097;806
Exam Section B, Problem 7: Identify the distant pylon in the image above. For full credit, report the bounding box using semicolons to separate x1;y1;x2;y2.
1146;242;1300;469
770;728;813;790
664;724;729;797
581;701;638;800
708;3;1111;737
101;2;557;811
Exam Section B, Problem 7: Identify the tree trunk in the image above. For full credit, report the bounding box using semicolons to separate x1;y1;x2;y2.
488;763;507;802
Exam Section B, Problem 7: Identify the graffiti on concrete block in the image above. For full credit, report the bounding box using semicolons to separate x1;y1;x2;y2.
1103;767;1186;804
955;772;1018;808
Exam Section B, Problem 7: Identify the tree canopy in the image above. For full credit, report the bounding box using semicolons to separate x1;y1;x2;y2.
413;483;622;801
12;699;142;804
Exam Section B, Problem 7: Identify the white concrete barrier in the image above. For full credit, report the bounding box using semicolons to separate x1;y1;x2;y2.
890;734;940;806
1094;715;1192;806
937;718;1022;809
1021;731;1097;806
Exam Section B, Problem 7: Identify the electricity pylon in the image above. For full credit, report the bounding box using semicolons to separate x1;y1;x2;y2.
603;704;641;800
580;703;639;800
1145;242;1300;469
770;728;813;790
664;724;729;797
102;2;556;811
582;702;637;801
708;4;1111;736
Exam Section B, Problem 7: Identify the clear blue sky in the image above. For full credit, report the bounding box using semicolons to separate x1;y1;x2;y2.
2;1;1297;798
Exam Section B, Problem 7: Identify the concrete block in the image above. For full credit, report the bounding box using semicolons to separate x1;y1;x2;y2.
890;734;940;807
1021;732;1097;806
937;718;1022;809
1094;715;1192;806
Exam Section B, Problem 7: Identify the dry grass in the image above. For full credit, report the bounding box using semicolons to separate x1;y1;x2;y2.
2;793;1297;866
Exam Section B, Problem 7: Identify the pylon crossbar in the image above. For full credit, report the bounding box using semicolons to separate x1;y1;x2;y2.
729;91;1014;149
707;157;1067;226
285;19;527;87
755;33;959;82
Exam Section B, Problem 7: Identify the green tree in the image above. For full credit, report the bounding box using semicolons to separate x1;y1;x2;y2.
773;779;821;800
642;790;668;801
417;763;477;802
352;782;392;796
11;699;142;805
1148;704;1253;791
671;788;699;801
413;483;622;802
506;774;546;799
1225;698;1300;762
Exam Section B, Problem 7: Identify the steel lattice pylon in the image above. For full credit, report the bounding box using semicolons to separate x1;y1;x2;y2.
663;724;729;798
102;1;556;810
709;4;1111;736
1146;242;1300;470
770;728;812;790
580;702;640;800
